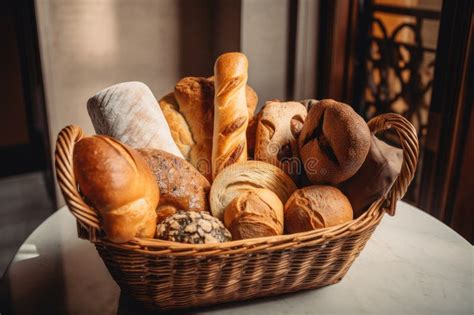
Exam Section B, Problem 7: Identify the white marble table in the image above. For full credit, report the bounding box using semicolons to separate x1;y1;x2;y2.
0;202;472;314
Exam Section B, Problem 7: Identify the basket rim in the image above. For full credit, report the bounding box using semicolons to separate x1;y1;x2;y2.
85;198;386;255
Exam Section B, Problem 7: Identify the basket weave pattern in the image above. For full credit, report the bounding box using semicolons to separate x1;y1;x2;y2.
55;113;418;310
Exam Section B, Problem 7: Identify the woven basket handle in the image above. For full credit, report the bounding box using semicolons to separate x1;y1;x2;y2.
367;113;419;216
55;125;102;235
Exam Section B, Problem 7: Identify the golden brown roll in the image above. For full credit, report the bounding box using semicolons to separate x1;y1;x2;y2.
254;101;307;181
158;92;195;160
224;189;284;240
212;52;249;179
210;160;297;221
73;135;159;243
137;148;210;221
298;99;371;184
284;185;353;233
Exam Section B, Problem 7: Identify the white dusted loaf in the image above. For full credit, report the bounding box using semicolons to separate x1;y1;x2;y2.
87;81;183;158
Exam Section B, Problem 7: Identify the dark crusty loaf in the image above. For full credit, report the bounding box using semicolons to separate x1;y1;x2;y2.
298;99;371;184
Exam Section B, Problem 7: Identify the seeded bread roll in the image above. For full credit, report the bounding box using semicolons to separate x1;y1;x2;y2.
156;210;231;244
224;189;284;240
158;92;195;160
298;99;371;184
284;185;353;233
255;101;307;181
73;135;159;243
137;148;210;221
87;81;183;158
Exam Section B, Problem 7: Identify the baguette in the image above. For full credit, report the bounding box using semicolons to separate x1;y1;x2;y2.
212;52;249;178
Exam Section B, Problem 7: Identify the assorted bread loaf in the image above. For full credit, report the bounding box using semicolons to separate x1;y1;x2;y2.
72;135;159;243
159;74;258;181
212;52;250;179
137;148;211;219
68;51;403;244
87;81;183;158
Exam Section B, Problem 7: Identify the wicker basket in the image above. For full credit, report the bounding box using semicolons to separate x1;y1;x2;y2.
54;113;418;311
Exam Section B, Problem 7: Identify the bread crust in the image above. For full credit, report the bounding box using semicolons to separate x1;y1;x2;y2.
172;76;259;180
137;148;211;220
210;160;297;221
73;135;159;243
158;92;195;159
298;99;370;184
174;77;215;180
212;52;249;178
284;185;353;233
255;101;307;181
224;189;284;240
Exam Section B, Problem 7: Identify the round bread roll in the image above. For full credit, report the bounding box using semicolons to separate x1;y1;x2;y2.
137;149;210;221
284;185;353;233
156;210;231;244
298;99;370;184
224;189;284;240
210;160;297;221
73;135;159;243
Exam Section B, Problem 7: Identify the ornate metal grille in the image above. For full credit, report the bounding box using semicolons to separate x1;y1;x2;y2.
357;2;441;203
